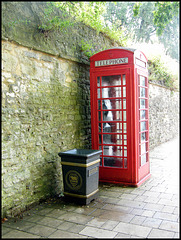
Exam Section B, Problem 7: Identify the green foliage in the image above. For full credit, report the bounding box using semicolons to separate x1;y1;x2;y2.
133;1;179;36
104;1;179;61
133;2;142;16
38;2;127;46
38;2;74;32
80;40;95;58
104;2;156;42
157;14;179;60
102;26;127;45
148;56;177;90
80;40;107;58
39;2;106;33
153;2;179;36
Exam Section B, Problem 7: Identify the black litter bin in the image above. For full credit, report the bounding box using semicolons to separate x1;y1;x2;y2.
58;149;102;205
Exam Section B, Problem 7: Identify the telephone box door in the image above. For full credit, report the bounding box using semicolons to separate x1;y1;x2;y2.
91;68;133;183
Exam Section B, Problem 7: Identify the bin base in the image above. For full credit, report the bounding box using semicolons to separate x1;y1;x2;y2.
63;189;99;205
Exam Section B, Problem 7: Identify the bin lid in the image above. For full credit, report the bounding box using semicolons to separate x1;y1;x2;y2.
58;149;102;158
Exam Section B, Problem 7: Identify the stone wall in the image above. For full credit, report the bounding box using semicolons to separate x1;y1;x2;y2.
2;2;179;218
2;40;92;217
2;2;118;217
148;83;179;149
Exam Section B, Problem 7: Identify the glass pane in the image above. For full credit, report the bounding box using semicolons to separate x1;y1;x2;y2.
123;87;126;97
102;122;111;132
97;88;100;98
123;135;127;145
122;75;126;85
123;111;126;121
140;76;146;86
141;142;147;154
99;99;122;110
102;75;121;86
124;148;127;157
110;99;122;109
141;132;146;142
102;122;122;133
104;157;123;168
102;99;112;110
99;123;102;132
100;157;102;166
102;110;113;121
102;87;122;98
103;145;122;156
102;111;124;121
113;87;122;98
124;158;127;168
98;100;101;110
123;100;126;109
123;123;127;133
140;87;146;97
140;99;146;109
98;111;101;121
140;110;146;120
97;77;100;87
99;134;102;144
102;87;109;98
102;134;122;144
140;121;146;131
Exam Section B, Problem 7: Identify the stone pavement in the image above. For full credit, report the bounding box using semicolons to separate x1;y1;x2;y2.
2;136;179;238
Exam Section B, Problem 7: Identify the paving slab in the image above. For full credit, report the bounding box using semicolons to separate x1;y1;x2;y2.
1;136;179;239
112;221;152;238
2;229;40;238
79;226;118;238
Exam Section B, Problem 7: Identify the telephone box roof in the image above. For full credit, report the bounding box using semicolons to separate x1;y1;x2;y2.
90;47;147;62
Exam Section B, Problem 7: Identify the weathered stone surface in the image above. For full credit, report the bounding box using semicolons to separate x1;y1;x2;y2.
2;40;92;218
1;1;117;65
149;83;179;149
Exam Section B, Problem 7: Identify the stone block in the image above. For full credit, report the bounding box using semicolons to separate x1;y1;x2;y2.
24;50;39;59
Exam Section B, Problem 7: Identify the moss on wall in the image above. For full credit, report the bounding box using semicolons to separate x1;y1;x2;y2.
2;1;119;217
2;1;117;64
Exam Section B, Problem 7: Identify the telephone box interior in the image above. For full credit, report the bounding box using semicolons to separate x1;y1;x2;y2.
90;47;151;187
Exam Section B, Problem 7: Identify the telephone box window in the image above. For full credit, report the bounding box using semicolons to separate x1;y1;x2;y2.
141;132;146;142
102;75;121;86
140;87;146;97
140;110;146;120
140;76;146;86
140;99;146;109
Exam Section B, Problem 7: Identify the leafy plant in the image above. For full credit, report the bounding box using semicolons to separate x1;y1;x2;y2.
38;2;127;46
38;2;74;32
153;2;179;36
148;55;177;90
80;40;108;58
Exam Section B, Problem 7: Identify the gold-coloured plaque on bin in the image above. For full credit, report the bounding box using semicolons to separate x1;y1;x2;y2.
65;170;82;191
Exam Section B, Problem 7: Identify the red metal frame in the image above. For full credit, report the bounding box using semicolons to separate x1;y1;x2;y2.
90;48;151;186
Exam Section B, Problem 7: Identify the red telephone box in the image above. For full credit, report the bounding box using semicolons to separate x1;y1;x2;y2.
90;47;151;187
